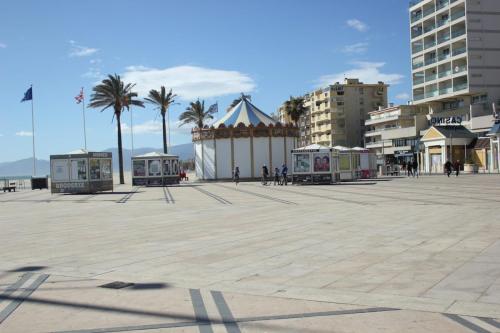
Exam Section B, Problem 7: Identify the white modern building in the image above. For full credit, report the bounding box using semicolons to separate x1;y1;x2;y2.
192;96;298;180
410;0;500;126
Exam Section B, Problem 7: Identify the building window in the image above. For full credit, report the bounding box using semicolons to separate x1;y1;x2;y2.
359;88;364;94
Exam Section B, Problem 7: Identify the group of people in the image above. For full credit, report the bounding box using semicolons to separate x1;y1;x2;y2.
444;160;461;177
232;164;289;186
401;159;419;178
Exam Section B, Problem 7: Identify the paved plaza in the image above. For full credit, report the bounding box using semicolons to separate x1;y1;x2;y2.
1;175;500;332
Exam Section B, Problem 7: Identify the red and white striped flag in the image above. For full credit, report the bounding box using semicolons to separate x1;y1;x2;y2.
75;88;84;104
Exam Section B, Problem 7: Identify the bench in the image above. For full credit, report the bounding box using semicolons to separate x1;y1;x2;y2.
2;181;16;192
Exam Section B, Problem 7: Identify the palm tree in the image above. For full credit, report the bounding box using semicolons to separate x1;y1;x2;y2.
144;87;177;154
179;99;217;129
88;74;144;184
284;96;306;126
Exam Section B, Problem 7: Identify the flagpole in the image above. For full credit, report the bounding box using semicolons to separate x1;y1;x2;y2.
30;84;36;176
130;106;134;157
82;88;87;150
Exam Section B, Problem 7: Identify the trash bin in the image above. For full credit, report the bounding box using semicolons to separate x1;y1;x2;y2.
31;176;49;190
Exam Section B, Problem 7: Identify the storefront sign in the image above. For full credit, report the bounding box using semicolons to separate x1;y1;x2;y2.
430;116;463;126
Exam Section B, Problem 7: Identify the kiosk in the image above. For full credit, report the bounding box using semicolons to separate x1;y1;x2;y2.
132;152;180;186
352;147;377;179
333;146;360;181
291;144;339;184
50;150;113;194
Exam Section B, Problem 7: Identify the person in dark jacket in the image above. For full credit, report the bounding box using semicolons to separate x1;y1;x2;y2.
281;164;288;186
453;160;461;177
407;161;413;177
274;167;280;185
444;161;452;177
412;159;419;178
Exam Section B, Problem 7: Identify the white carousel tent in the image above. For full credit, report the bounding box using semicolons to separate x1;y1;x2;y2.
192;95;298;180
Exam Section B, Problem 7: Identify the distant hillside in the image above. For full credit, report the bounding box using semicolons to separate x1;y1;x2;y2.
0;143;193;177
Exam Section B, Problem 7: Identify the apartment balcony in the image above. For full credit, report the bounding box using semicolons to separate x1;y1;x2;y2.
412;29;424;39
413;77;425;85
425;89;439;98
437;18;450;28
438;53;451;62
423;6;435;18
437;34;451;45
453;65;467;75
439;87;453;95
451;9;465;21
412;44;424;54
411;12;423;23
424;40;436;50
452;46;466;56
453;82;468;92
424;24;436;34
438;69;452;78
426;73;437;82
436;0;449;11
451;29;465;39
410;0;424;8
413;61;425;70
424;57;437;66
414;93;425;101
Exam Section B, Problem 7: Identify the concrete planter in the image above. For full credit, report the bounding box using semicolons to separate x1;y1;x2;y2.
464;163;478;174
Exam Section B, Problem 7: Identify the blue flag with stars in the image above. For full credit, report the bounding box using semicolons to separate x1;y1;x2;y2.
21;87;32;102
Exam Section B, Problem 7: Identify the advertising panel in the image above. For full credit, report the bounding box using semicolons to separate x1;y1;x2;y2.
293;154;310;173
313;153;330;173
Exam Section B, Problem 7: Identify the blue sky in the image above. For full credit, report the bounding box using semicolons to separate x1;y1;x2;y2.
0;0;412;162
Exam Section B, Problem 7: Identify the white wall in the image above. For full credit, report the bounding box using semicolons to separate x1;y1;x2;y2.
233;138;251;178
215;139;232;179
271;137;286;170
253;137;270;176
286;137;296;168
194;141;203;178
203;140;216;179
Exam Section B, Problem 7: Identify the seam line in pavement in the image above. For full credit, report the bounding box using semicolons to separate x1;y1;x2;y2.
479;317;500;329
0;273;33;305
215;184;296;205
189;289;214;333
116;188;139;204
443;314;491;333
0;274;49;324
191;186;231;205
51;306;399;333
210;291;241;333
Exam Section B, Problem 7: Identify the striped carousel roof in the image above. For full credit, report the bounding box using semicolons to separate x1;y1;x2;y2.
213;96;276;127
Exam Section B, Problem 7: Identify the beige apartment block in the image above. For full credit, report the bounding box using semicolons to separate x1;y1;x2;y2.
279;79;388;148
364;105;429;162
409;0;500;132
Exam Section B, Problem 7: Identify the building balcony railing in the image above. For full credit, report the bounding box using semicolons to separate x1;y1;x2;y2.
437;35;451;46
413;62;424;70
437;19;450;28
425;57;437;66
438;70;452;78
439;87;453;95
423;7;435;18
438;53;451;61
410;0;424;7
425;89;439;98
414;93;425;101
412;30;423;39
452;46;466;56
426;74;437;81
451;29;466;39
453;65;467;74
411;13;423;23
454;82;468;91
451;10;465;21
424;24;436;33
412;45;424;54
436;0;450;11
424;40;436;49
414;77;425;85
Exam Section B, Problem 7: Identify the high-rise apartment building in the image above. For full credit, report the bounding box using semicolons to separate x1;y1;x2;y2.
409;0;500;130
279;79;388;147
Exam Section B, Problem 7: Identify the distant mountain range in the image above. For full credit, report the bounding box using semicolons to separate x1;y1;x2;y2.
0;143;194;177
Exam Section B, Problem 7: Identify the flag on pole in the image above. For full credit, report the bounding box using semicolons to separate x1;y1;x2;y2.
21;87;32;102
75;88;84;104
207;102;218;114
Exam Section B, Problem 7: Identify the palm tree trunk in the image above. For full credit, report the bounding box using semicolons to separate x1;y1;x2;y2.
162;113;168;154
116;113;125;184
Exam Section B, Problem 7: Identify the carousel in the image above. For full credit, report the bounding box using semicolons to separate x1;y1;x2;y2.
192;95;299;180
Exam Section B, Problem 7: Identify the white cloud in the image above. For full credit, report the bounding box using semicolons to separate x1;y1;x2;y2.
120;120;192;136
316;61;404;87
16;131;33;137
69;40;98;57
341;42;369;54
395;93;410;100
122;65;256;100
0;43;6;49
347;19;369;32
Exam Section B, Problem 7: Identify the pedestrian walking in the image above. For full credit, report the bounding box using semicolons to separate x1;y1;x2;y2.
454;160;461;177
273;167;280;185
412;159;419;178
261;165;269;185
281;164;288;186
233;166;240;185
402;161;407;174
444;161;452;177
407;162;413;177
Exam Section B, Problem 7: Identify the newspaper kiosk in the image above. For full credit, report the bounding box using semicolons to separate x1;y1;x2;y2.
291;144;339;184
50;150;113;194
333;146;360;181
132;152;180;186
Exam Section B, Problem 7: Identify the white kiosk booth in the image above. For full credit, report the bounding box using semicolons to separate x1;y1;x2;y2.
132;152;180;186
333;146;360;181
352;147;377;179
291;144;339;184
50;150;113;194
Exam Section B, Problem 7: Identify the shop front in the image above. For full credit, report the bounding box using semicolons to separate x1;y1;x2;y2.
421;126;476;174
132;152;180;186
292;144;338;184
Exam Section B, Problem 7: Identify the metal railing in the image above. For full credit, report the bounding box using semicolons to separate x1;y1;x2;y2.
437;34;451;45
438;53;451;61
413;62;425;69
425;90;439;98
411;13;423;23
436;0;449;10
414;77;425;85
426;73;437;81
414;93;425;100
453;82;468;91
423;7;435;17
439;87;453;95
425;57;437;66
424;24;436;33
438;70;452;78
452;46;466;56
453;65;467;74
451;28;466;39
437;19;450;27
424;40;436;49
451;10;465;21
